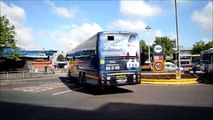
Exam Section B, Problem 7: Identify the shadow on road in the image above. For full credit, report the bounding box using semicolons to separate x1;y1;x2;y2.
58;77;133;95
1;101;212;120
195;72;213;85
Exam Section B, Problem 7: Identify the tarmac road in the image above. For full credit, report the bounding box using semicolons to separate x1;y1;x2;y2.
0;76;213;120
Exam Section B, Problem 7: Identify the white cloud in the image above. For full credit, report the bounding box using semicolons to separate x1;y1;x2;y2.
120;0;161;18
44;0;78;18
108;19;146;32
48;23;102;51
1;1;38;49
168;32;177;41
115;0;162;45
154;29;163;37
201;38;212;44
0;1;25;25
192;1;213;32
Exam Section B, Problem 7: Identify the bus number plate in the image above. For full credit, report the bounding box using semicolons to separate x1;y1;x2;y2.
117;79;127;83
116;75;127;83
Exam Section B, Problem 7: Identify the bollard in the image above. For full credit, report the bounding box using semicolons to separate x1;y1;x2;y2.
176;68;181;79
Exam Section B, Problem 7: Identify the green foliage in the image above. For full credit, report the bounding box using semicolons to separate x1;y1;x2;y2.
154;37;173;56
0;16;19;59
140;40;153;56
0;16;16;48
140;40;148;55
140;40;153;64
191;41;213;54
140;40;148;64
57;54;65;61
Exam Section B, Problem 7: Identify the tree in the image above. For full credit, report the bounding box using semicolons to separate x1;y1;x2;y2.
206;41;213;49
154;37;173;56
57;54;65;61
140;40;153;64
0;15;19;59
140;40;148;64
191;41;213;54
140;40;148;55
0;16;16;48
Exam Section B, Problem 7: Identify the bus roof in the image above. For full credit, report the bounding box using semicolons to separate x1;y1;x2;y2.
99;31;137;34
68;31;137;54
201;48;213;54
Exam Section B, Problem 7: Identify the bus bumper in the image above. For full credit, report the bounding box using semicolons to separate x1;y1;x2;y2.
101;72;141;86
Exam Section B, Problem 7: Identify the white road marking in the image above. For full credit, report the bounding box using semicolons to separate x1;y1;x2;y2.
52;87;83;96
52;90;72;96
13;82;66;93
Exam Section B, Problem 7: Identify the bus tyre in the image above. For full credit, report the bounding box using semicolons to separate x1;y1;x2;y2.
82;72;86;86
68;71;71;79
79;72;82;85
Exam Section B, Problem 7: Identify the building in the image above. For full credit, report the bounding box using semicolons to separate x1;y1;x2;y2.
0;48;60;72
172;46;197;70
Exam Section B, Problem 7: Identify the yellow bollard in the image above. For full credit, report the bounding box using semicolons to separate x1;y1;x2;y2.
176;68;181;79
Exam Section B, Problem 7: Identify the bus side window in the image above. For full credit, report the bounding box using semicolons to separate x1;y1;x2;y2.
85;50;95;58
72;56;76;61
90;50;95;57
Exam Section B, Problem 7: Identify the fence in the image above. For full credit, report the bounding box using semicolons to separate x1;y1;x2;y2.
0;71;55;80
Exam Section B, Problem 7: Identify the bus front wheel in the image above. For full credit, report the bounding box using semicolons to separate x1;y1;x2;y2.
79;72;86;86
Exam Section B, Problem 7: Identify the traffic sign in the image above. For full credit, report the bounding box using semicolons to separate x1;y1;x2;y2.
153;55;164;60
153;44;165;55
153;61;165;72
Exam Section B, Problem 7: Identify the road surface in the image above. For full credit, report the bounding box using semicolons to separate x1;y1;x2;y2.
0;76;213;120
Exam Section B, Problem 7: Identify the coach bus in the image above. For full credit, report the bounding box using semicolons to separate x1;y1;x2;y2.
200;48;213;74
191;54;201;65
180;54;200;71
67;31;141;89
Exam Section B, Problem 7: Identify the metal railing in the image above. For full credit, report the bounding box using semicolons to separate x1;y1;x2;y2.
0;71;55;80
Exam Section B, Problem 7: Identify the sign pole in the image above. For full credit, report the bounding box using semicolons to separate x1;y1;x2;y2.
175;0;181;79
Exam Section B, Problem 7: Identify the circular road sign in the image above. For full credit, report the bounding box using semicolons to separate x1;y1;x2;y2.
154;45;163;53
154;61;163;71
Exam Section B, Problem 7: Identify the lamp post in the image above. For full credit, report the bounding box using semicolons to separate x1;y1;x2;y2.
145;25;151;62
174;0;181;79
174;0;180;68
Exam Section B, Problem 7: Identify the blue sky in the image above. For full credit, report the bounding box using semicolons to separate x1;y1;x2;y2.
1;0;212;51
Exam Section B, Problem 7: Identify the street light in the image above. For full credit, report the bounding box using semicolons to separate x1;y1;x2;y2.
174;0;181;79
174;0;180;68
145;25;151;62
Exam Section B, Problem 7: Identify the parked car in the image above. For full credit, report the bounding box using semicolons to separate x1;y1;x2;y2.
141;61;152;71
165;62;186;72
